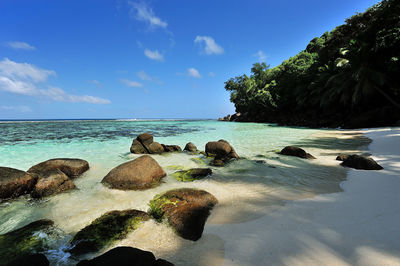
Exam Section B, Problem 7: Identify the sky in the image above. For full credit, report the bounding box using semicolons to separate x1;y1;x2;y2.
0;0;380;120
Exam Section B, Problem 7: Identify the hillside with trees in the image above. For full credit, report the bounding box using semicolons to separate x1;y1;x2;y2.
224;0;400;128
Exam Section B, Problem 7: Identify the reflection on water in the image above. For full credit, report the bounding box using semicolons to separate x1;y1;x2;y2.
0;120;368;265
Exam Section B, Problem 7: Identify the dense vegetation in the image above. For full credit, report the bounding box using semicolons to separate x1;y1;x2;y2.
225;0;400;128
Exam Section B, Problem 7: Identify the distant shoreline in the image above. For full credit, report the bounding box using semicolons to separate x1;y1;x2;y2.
0;118;215;123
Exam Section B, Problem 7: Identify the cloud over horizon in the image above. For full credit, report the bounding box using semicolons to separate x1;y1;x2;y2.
0;58;110;104
194;36;224;55
6;41;36;51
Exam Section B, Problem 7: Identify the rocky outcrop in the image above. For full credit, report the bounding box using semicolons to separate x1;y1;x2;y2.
77;246;174;266
0;220;54;265
183;142;197;152
28;158;89;179
130;133;182;154
102;155;166;190
30;169;76;198
205;140;239;166
172;168;212;182
148;188;218;241
340;155;383;170
279;146;316;159
0;167;37;199
69;210;150;256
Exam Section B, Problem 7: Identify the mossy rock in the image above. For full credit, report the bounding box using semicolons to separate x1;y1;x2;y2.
171;168;212;182
69;210;150;256
190;156;210;166
165;165;187;171
0;219;54;265
148;188;218;241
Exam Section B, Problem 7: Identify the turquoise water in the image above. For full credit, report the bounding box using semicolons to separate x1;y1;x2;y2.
0;120;352;265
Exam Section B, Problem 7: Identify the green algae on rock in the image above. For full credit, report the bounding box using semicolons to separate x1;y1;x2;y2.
69;209;150;256
148;188;218;241
171;168;212;182
0;219;54;265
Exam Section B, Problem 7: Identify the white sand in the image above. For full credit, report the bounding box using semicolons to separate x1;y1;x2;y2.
202;127;400;265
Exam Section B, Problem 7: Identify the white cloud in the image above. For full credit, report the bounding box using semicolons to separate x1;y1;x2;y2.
6;41;36;51
194;36;224;55
120;79;143;87
208;72;216;77
89;79;102;88
188;68;201;78
129;1;167;29
144;49;164;61
137;70;152;81
254;50;267;62
1;105;32;112
0;58;110;104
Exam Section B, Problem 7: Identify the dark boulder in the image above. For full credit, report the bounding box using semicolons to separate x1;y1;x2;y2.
183;142;197;152
161;144;182;153
102;155;166;190
77;246;174;266
340;155;383;170
31;169;76;198
130;139;148;154
148;188;218;241
28;158;89;179
69;210;150;256
0;167;37;199
0;220;54;265
280;146;316;159
205;140;239;166
6;253;49;266
172;168;212;182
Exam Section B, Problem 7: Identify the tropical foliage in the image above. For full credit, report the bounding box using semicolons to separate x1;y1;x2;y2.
225;0;400;127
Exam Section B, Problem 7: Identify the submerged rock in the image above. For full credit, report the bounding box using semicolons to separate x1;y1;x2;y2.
340;155;383;170
77;246;173;266
0;219;54;264
172;168;212;182
31;169;76;198
336;154;350;161
184;142;197;152
130;133;181;154
205;140;239;166
6;253;49;266
279;146;316;159
148;188;218;241
0;167;37;199
28;158;89;179
102;155;166;190
69;210;150;256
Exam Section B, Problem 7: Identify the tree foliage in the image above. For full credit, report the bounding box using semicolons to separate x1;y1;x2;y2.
225;0;400;127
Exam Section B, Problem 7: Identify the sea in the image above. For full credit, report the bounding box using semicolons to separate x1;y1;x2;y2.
0;119;367;265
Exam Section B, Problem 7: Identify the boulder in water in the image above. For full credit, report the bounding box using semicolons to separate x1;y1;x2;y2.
183;142;197;152
205;140;239;166
172;168;212;182
28;158;89;179
280;146;316;159
130;133;181;154
340;155;383;170
31;169;76;198
69;210;150;256
148;188;218;241
102;155;166;190
0;167;37;199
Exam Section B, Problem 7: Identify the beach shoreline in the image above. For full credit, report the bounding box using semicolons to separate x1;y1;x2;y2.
201;127;400;266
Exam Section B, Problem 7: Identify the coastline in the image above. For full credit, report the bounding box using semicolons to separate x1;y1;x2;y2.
201;127;400;265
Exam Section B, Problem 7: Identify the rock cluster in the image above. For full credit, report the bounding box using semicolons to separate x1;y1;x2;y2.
0;158;89;200
130;133;181;154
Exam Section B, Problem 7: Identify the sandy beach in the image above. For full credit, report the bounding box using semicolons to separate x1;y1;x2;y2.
199;127;400;265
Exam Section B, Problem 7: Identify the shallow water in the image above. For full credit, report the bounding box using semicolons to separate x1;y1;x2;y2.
0;120;368;265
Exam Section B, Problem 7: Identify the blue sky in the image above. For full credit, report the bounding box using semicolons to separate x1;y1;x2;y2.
0;0;379;119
